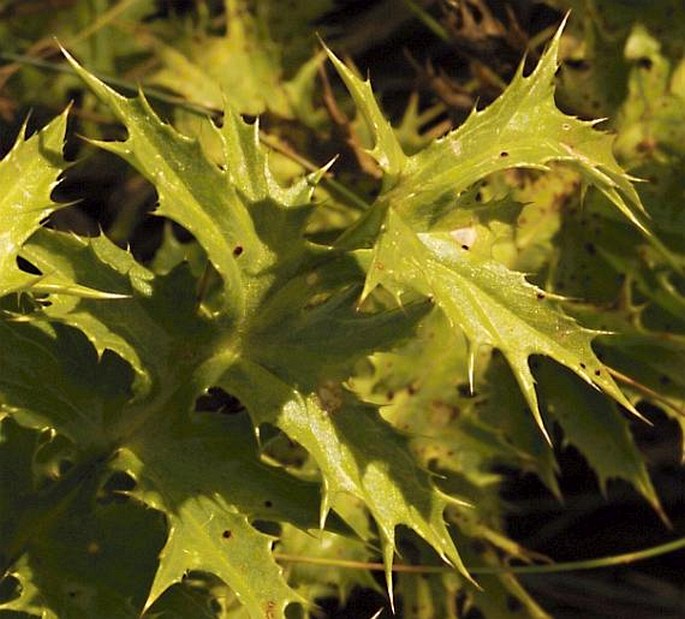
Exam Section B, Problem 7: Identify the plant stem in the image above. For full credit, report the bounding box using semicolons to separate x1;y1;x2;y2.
275;535;685;575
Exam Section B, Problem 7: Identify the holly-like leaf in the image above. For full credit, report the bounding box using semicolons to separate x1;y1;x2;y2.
53;54;470;612
324;45;406;184
534;358;663;517
63;49;333;316
0;320;133;448
21;228;161;395
115;412;323;616
0;291;327;619
0;109;69;298
363;209;638;442
1;446;167;619
328;20;650;237
216;358;471;603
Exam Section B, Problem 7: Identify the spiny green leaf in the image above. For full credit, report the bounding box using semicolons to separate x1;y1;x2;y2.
22;229;158;394
63;50;330;316
364;209;638;442
393;20;647;235
21;230;222;403
0;320;130;448
62;50;256;317
116;412;321;617
535;358;663;518
323;45;406;184
329;20;650;239
1;447;166;619
216;359;472;602
0;109;69;298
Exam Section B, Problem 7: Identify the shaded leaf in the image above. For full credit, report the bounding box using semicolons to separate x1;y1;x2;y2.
2;469;166;619
0;320;130;448
115;412;322;616
536;358;663;516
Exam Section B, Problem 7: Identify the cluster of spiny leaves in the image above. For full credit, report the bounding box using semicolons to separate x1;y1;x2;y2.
2;2;685;618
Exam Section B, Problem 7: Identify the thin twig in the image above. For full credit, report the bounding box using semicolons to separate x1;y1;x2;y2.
276;535;685;575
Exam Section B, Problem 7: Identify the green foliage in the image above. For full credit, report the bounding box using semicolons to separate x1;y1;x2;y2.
1;3;684;618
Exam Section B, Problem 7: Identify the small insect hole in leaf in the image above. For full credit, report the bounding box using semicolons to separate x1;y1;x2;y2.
499;151;509;158
536;292;545;300
233;245;244;257
580;363;587;369
222;530;232;539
